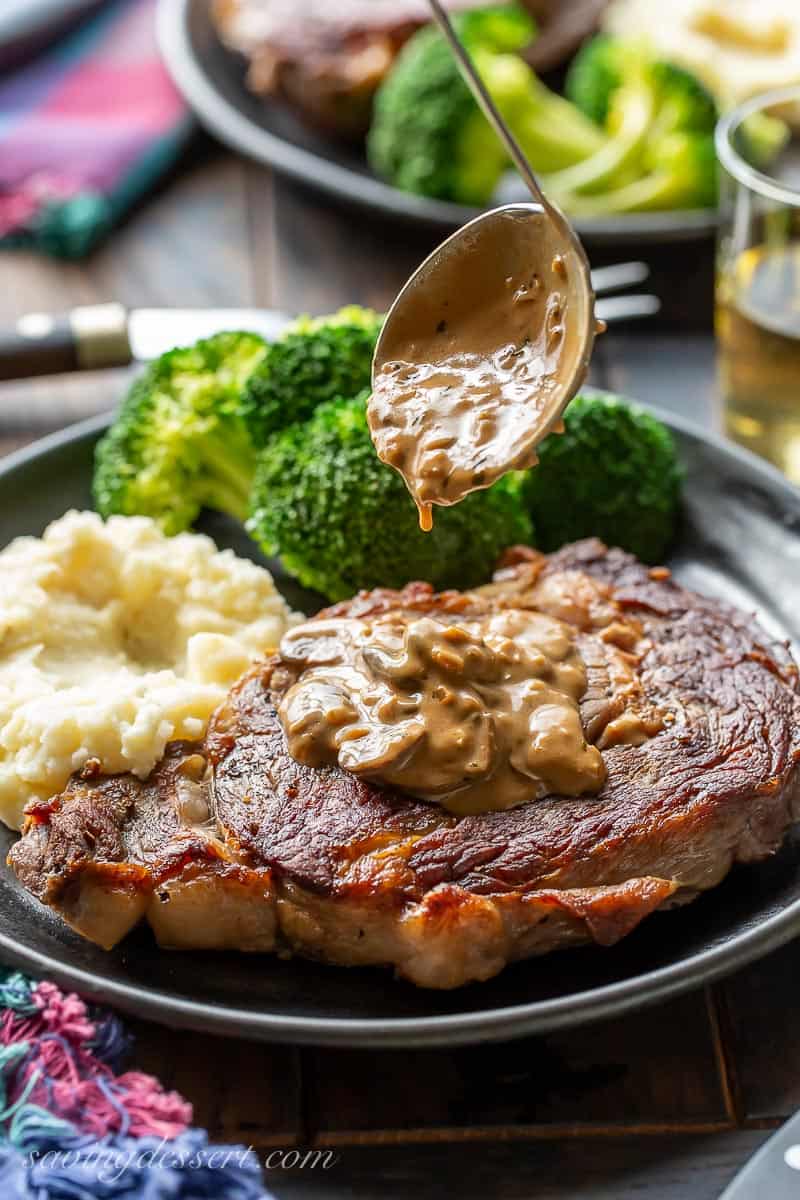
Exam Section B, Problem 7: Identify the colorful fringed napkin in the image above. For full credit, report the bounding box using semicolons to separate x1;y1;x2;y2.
0;0;192;259
0;968;272;1198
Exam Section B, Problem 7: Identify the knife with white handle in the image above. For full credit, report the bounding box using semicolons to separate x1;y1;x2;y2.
0;284;659;381
719;1111;800;1199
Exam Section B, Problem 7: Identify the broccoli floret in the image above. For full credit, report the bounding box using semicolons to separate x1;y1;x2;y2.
523;391;683;563
643;60;717;159
566;36;716;133
554;36;717;202
247;393;533;601
93;332;265;535
564;33;631;125
239;306;382;448
368;4;604;205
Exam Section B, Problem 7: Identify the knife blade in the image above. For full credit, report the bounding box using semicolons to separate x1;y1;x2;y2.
0;286;659;382
127;308;293;360
718;1110;800;1199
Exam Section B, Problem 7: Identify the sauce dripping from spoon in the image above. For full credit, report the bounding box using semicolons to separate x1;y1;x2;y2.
369;204;598;529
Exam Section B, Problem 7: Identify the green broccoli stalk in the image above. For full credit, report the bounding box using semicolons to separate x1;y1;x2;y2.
523;391;682;563
552;37;717;200
93;331;266;535
247;393;533;601
508;58;609;171
368;4;604;205
545;67;657;197
239;305;382;448
564;132;717;215
645;61;719;141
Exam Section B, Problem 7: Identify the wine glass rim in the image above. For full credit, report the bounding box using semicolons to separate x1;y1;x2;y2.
715;84;800;207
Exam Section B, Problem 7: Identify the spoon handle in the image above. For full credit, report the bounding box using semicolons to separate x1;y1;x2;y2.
426;0;548;209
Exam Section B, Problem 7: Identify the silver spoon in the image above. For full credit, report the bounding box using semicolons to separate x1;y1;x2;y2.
372;0;598;491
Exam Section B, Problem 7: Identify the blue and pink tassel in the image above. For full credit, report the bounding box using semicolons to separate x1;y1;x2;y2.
0;969;272;1198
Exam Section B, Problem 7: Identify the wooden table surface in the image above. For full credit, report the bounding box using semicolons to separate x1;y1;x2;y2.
0;138;797;1200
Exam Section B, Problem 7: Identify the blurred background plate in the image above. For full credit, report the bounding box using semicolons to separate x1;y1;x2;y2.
157;0;720;247
0;405;798;1047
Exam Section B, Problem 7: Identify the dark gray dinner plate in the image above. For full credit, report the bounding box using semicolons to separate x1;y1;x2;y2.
157;0;719;247
0;408;799;1047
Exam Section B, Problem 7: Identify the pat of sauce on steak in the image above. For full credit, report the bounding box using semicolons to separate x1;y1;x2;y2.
276;607;606;815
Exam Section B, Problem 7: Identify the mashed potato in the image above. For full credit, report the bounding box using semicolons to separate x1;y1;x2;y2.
603;0;800;107
0;511;301;830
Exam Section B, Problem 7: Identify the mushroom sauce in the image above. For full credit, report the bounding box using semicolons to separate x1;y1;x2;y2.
276;607;606;815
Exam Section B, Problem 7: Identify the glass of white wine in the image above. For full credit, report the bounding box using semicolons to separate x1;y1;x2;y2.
715;86;800;483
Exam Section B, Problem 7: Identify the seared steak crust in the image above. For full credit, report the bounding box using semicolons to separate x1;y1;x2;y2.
9;540;800;988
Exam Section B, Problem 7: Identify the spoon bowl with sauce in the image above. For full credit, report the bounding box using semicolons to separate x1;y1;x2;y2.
369;0;599;531
369;201;597;531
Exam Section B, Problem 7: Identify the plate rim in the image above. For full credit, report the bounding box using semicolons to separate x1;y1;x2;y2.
0;407;799;1046
156;0;720;246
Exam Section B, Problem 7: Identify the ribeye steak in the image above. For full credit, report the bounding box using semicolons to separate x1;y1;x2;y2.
10;540;800;988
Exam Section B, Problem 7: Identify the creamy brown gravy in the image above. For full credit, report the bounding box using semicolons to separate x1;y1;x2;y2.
276;607;606;815
368;209;593;530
